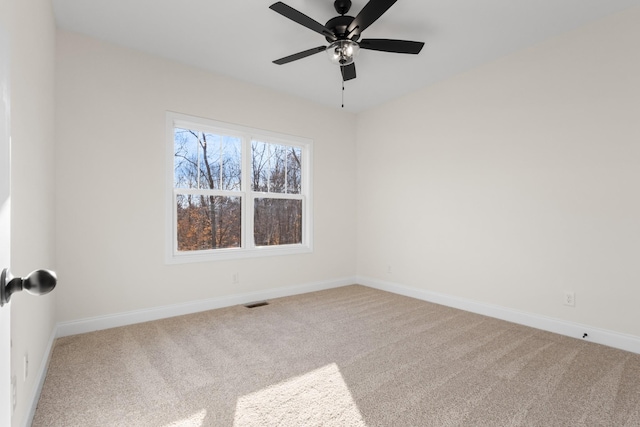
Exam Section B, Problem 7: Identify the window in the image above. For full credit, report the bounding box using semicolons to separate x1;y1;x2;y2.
166;112;312;263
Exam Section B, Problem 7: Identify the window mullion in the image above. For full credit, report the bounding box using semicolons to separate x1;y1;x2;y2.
173;190;179;255
219;137;223;190
197;132;201;189
175;188;241;197
267;143;271;193
243;135;253;250
251;192;302;200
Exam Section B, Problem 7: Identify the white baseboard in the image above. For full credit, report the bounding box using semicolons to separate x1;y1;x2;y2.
56;276;356;338
23;326;57;427
358;275;640;355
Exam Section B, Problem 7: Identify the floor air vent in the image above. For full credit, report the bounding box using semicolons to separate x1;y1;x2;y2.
244;301;269;309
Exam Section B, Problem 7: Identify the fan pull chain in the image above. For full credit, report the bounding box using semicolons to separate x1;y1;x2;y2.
342;81;345;108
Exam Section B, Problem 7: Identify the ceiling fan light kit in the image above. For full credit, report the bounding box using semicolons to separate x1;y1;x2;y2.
269;0;424;86
327;39;360;65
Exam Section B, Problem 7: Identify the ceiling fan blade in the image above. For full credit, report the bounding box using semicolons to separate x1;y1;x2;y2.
347;0;397;36
270;2;336;40
359;38;424;54
341;63;356;81
273;46;327;65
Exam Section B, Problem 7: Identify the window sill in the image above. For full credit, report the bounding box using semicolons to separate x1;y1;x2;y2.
165;244;312;264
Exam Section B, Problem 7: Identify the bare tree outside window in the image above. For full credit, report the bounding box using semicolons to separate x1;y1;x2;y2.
254;198;302;246
174;128;242;250
251;141;302;245
172;122;307;257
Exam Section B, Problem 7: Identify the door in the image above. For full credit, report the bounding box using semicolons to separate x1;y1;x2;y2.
0;18;12;426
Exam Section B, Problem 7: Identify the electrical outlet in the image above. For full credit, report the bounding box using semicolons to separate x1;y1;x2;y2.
387;265;392;274
232;272;239;284
563;291;575;307
23;353;28;381
11;374;17;412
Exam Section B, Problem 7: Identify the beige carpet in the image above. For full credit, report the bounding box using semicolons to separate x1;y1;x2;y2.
33;285;640;426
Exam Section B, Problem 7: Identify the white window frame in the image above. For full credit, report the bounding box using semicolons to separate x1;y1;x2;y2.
165;112;313;263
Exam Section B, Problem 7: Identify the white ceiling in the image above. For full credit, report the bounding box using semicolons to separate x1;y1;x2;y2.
52;0;640;112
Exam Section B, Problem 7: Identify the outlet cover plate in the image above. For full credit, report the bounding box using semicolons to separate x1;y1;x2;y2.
564;291;575;307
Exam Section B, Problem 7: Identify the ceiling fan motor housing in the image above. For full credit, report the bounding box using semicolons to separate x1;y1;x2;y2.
325;15;359;42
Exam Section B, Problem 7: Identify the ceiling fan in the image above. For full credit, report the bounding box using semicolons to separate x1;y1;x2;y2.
269;0;425;82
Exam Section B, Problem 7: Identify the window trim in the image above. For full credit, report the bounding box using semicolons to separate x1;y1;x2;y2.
165;112;313;264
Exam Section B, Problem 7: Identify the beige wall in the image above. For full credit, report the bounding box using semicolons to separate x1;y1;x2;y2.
8;0;57;425
357;8;640;336
55;30;358;322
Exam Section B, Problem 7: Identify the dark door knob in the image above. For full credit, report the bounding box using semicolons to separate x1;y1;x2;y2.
0;268;57;306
